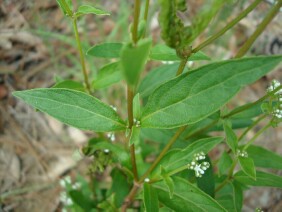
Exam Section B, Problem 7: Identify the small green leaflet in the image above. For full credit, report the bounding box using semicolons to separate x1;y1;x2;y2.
143;183;159;212
56;0;73;16
92;62;122;89
141;56;282;129
133;93;141;120
53;80;85;92
149;44;210;61
75;5;110;17
247;145;282;170
223;122;238;153
238;157;256;180
87;43;123;58
234;171;282;188
13;88;126;132
161;166;175;199
154;177;227;211
129;126;141;146
218;151;232;176
120;38;152;87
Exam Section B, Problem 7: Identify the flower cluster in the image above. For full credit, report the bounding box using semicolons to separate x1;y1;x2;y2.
236;149;248;158
264;80;282;124
107;133;115;142
134;118;141;127
187;152;210;177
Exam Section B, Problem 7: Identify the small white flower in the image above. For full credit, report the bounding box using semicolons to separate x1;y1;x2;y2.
267;80;282;95
273;109;282;119
187;152;210;178
144;178;150;182
110;105;117;111
104;149;110;154
236;149;248;158
107;133;115;142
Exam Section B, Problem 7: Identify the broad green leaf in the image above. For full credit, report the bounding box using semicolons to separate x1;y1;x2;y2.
196;156;215;197
143;183;159;212
154;137;223;175
53;80;85;92
218;151;232;176
138;63;179;98
75;5;110;17
92;62;122;89
154;177;227;211
216;181;243;212
247;145;282;170
120;38;152;87
133;93;141;119
234;170;282;188
13;88;126;132
108;169;131;207
87;43;123;58
223;122;238;153
141;56;282;129
149;44;210;61
238;157;256;180
129;126;141;146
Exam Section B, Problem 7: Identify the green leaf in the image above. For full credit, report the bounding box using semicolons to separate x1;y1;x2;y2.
234;170;282;188
149;44;210;61
13;88;126;132
53;80;85;92
129;126;141;146
92;62;122;89
216;181;243;212
133;93;141;120
120;38;152;87
138;63;179;98
143;183;159;212
247;145;282;170
141;56;282;129
87;43;123;58
154;137;223;175
75;5;110;17
108;169;131;207
69;190;94;211
56;0;72;16
196;156;215;197
154;177;227;211
238;157;256;180
218;151;233;176
161;166;175;199
223;122;238;153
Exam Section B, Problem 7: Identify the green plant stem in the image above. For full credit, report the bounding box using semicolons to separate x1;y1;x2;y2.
215;158;238;192
222;85;282;119
235;0;282;58
238;114;267;142
72;18;91;93
192;0;263;53
132;0;141;44
243;121;272;150
176;59;188;75
150;165;188;183
144;0;150;21
216;120;272;192
139;126;187;182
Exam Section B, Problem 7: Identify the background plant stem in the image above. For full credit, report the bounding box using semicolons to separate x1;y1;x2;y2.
192;0;263;53
235;0;282;58
72;18;91;93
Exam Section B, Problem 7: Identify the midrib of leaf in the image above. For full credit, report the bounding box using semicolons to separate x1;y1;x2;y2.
142;59;277;125
20;90;125;128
